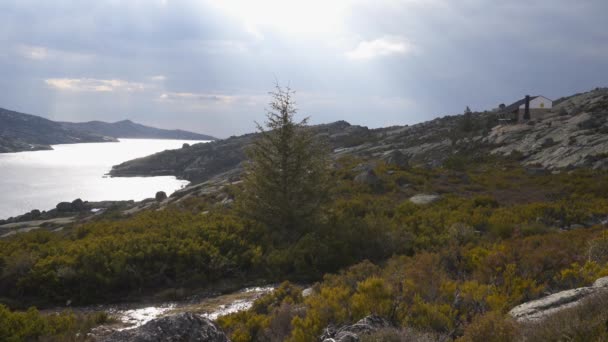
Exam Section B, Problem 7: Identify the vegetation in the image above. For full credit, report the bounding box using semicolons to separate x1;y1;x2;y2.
215;154;608;341
0;304;111;341
218;225;608;341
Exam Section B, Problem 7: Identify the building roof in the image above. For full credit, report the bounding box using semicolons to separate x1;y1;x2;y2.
503;96;539;113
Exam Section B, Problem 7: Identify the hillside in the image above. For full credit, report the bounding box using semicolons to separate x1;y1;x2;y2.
0;107;117;153
60;119;216;141
3;88;608;341
110;88;608;183
0;107;216;153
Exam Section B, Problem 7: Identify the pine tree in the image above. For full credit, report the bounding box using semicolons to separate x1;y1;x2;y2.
462;106;473;132
238;85;331;243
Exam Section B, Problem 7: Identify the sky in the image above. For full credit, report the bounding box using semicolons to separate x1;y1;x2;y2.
1;0;607;137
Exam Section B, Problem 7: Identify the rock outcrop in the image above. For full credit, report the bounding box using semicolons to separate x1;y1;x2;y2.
509;276;608;322
486;88;608;170
354;169;381;186
97;313;230;342
320;315;392;342
382;150;409;168
155;191;168;202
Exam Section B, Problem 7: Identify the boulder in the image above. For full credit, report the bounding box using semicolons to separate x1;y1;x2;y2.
509;276;608;322
155;191;168;202
382;150;409;169
409;194;440;205
320;315;392;342
97;313;230;342
71;198;86;211
354;170;380;186
56;202;73;212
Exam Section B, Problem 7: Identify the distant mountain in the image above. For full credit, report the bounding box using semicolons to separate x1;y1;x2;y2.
0;107;117;153
0;107;216;153
60;120;216;141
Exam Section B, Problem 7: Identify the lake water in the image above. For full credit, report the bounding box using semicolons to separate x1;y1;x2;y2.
0;139;207;219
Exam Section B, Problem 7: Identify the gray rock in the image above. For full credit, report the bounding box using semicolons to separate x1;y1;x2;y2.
71;198;86;211
409;194;440;205
155;191;168;202
56;202;73;212
382;150;409;168
354;170;380;186
219;196;234;207
320;315;392;342
509;276;608;322
97;313;230;342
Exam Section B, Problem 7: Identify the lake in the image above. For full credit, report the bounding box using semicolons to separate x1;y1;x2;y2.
0;139;207;219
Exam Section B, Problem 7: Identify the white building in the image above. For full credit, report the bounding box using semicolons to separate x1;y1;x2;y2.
500;95;553;122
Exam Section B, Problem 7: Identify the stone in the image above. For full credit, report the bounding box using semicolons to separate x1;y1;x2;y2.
155;191;168;202
320;315;392;342
56;202;73;212
509;276;608;323
593;276;608;288
97;313;229;342
354;170;380;186
409;194;440;205
219;197;234;207
71;198;86;211
382;150;409;169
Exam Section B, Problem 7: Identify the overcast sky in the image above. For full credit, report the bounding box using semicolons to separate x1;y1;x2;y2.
1;0;607;137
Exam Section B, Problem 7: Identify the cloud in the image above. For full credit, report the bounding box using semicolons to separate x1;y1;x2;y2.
17;45;48;60
158;92;233;102
158;91;262;105
149;75;167;82
346;36;415;60
45;78;146;92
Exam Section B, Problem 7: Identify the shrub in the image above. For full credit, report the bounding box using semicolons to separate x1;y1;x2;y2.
457;311;519;342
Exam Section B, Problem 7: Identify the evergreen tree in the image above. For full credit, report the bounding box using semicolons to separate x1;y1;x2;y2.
462;105;473;132
239;85;331;243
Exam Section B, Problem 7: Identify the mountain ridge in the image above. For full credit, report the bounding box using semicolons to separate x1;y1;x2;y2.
60;119;216;141
0;107;216;153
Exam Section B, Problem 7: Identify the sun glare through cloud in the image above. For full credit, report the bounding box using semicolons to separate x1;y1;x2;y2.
208;0;351;38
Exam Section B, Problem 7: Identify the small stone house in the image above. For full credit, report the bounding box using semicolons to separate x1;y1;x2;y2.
499;95;553;122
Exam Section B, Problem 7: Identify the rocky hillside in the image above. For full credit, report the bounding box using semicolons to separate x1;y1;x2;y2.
0;107;116;153
0;107;216;153
110;121;372;182
60;119;216;141
110;88;608;184
486;88;608;169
